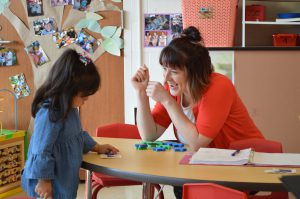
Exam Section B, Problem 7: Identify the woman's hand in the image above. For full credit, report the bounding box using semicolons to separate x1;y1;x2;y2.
131;65;150;92
146;81;173;105
35;179;52;199
93;144;119;155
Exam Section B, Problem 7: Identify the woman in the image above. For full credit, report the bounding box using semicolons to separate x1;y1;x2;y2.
131;26;264;198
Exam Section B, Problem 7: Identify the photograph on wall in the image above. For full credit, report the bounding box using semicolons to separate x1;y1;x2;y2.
33;17;57;36
26;0;44;17
9;73;31;99
144;13;182;48
210;51;234;82
25;41;49;67
51;0;73;7
0;48;17;67
52;27;77;48
75;30;99;55
73;0;91;11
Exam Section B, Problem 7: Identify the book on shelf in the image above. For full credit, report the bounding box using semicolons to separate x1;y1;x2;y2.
189;147;300;167
276;17;300;22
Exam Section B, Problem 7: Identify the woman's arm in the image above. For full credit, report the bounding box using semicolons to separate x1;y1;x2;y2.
131;65;165;141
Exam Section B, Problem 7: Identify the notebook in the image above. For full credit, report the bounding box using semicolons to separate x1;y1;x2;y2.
189;148;300;167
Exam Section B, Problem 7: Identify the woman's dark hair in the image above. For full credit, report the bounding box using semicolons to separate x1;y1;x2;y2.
32;49;100;122
159;26;213;102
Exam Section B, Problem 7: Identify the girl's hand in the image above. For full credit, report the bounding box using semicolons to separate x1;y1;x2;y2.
131;65;150;92
93;144;119;154
146;81;172;104
35;179;52;199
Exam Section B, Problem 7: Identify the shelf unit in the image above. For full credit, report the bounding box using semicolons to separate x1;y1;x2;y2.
242;0;300;47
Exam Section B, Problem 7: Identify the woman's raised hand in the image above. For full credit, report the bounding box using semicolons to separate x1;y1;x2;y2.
131;64;150;92
146;81;171;104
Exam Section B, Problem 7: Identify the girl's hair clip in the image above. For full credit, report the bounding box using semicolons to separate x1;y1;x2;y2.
78;52;91;66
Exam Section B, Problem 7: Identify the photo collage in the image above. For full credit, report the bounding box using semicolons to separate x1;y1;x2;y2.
8;73;31;99
27;0;91;17
144;13;183;47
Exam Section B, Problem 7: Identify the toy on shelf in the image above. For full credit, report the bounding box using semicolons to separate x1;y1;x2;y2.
0;88;26;198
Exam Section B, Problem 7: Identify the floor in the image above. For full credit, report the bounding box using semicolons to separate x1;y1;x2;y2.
13;183;177;199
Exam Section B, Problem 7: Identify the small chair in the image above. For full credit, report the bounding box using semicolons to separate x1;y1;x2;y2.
229;138;289;199
92;123;164;199
183;183;247;199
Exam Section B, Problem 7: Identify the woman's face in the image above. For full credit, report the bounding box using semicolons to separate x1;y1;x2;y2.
162;66;188;97
72;93;88;107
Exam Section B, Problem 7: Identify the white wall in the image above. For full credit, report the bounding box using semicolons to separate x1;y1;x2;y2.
124;0;181;140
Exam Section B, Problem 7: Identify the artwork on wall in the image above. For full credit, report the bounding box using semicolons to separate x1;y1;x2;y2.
25;41;49;67
144;13;183;48
26;0;44;17
33;17;57;36
0;48;17;67
9;73;31;99
51;0;73;7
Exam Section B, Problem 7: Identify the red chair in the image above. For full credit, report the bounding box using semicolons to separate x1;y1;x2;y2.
92;123;164;199
229;138;288;199
183;183;247;199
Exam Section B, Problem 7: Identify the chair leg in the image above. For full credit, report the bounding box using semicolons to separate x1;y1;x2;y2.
153;184;164;199
92;184;104;199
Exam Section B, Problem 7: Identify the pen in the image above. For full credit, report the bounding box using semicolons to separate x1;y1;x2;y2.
231;149;240;156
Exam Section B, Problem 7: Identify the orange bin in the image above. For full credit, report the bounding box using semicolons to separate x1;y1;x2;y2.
182;0;239;47
272;34;298;46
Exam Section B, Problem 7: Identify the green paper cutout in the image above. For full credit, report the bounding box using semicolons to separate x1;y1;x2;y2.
112;37;124;49
100;26;117;39
112;27;122;38
112;0;122;2
86;12;103;20
0;0;9;14
87;20;101;33
75;19;90;29
102;38;120;56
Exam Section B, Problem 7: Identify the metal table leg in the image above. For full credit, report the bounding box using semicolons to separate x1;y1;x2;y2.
85;169;92;199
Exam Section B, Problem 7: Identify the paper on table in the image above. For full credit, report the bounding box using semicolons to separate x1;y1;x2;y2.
189;148;252;165
252;152;300;166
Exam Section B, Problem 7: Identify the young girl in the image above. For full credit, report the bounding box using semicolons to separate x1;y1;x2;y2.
21;49;119;199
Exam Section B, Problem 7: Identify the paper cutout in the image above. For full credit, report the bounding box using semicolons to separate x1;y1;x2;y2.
0;48;17;66
25;41;49;67
87;20;101;33
101;26;117;39
102;38;120;56
75;18;90;29
113;27;122;38
0;0;9;14
9;73;31;99
86;12;103;20
111;0;122;3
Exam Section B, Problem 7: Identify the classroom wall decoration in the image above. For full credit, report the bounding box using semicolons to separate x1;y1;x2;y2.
144;13;183;47
1;0;124;90
0;48;17;67
8;73;31;99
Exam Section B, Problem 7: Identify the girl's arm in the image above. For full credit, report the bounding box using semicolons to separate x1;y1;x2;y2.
92;143;119;154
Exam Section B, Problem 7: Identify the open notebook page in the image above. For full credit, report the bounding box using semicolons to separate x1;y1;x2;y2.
252;152;300;166
189;148;252;165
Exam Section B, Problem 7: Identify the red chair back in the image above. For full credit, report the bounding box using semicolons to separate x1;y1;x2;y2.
229;138;288;199
183;183;247;199
96;123;140;139
229;138;282;153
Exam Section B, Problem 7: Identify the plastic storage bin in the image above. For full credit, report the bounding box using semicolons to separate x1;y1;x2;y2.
272;34;297;46
182;0;239;47
246;5;265;21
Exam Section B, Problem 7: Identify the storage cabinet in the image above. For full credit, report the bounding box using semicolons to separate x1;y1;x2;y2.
242;0;300;47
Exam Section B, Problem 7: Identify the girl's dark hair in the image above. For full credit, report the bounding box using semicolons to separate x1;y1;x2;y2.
159;26;213;102
32;49;100;122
